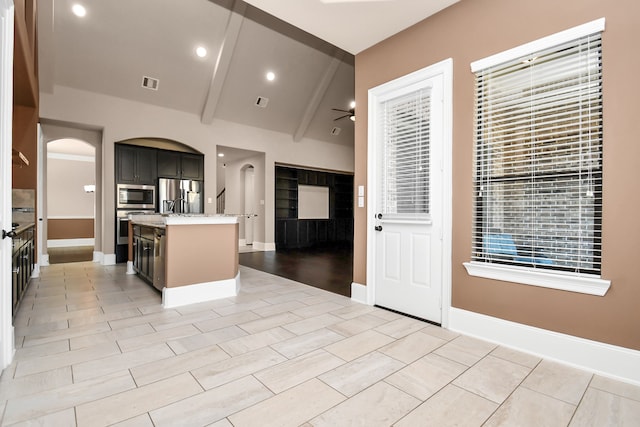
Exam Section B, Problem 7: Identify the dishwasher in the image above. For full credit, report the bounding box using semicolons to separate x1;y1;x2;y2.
153;229;166;291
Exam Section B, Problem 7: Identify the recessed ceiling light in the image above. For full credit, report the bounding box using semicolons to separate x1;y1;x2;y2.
266;71;275;81
350;100;356;109
218;153;224;157
72;4;86;17
196;46;207;58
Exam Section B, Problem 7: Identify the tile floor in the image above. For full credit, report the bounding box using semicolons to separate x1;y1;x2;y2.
2;262;640;426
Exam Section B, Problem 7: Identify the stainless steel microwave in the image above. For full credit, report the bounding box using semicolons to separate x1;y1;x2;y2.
117;184;156;209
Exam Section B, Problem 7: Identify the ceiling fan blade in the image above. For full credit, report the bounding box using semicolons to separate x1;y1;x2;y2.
333;114;351;121
332;108;351;113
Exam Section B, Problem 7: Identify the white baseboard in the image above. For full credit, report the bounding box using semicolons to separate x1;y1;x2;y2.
252;241;275;251
102;254;116;265
449;307;640;386
92;251;101;263
126;261;135;275
39;253;49;267
162;272;240;308
47;238;95;248
351;282;368;304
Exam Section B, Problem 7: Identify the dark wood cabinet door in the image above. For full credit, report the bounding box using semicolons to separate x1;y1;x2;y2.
135;148;157;184
181;153;204;180
117;145;157;184
116;145;137;184
157;150;181;179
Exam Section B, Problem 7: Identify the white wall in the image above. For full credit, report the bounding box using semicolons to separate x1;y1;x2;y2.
39;85;354;258
47;156;94;217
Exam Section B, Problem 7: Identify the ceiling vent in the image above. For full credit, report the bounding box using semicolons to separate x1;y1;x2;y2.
331;127;341;136
141;76;159;91
255;96;269;108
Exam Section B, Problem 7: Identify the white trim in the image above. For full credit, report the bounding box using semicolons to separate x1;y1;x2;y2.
463;261;610;296
126;261;135;275
47;238;95;248
163;215;238;225
162;272;240;308
238;238;247;247
46;152;95;162
449;307;640;386
350;282;368;304
367;58;453;328
92;251;101;263
471;17;605;72
40;254;50;266
253;241;275;251
102;254;116;265
0;0;14;372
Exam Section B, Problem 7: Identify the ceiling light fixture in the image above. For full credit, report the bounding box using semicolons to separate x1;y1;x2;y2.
72;4;86;17
218;153;224;157
266;71;275;81
196;46;207;58
350;100;356;109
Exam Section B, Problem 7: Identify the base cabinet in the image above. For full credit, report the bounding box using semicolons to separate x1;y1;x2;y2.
12;225;35;318
133;225;154;284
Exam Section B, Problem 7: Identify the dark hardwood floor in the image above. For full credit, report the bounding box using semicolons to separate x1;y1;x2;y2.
238;243;353;297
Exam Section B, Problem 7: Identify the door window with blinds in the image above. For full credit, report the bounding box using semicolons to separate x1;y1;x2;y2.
380;87;431;219
467;19;609;293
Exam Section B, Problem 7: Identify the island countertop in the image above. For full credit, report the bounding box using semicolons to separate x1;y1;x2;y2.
128;213;239;228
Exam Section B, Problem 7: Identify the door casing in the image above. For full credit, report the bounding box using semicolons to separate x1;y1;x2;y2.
366;58;453;328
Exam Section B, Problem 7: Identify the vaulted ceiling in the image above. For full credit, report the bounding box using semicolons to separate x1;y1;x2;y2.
38;0;458;147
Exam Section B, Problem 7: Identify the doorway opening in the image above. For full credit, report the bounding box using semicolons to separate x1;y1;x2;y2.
46;139;96;264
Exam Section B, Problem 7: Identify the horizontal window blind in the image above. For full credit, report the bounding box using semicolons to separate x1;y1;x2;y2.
380;88;431;218
472;32;603;275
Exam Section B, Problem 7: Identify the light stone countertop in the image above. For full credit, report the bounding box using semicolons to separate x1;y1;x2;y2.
129;213;239;227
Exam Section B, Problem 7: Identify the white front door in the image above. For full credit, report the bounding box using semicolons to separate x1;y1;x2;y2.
0;0;14;370
368;59;452;324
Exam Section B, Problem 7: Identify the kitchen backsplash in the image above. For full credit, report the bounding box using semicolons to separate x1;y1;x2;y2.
12;189;35;225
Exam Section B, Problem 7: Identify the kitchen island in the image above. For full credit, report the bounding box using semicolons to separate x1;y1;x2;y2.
127;214;239;308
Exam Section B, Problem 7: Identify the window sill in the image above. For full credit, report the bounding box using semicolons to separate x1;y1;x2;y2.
463;261;610;296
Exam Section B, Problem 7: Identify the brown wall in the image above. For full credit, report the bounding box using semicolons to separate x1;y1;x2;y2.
165;224;239;287
47;218;95;240
354;0;640;350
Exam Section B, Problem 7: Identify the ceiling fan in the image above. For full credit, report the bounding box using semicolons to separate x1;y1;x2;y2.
332;105;356;122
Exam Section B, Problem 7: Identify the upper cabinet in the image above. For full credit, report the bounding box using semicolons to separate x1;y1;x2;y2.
116;145;157;185
157;150;204;181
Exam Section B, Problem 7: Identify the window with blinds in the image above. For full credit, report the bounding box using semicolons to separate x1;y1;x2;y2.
380;88;431;219
471;29;603;275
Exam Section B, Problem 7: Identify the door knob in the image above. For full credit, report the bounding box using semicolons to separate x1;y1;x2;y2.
377;213;383;219
2;230;16;239
375;225;382;231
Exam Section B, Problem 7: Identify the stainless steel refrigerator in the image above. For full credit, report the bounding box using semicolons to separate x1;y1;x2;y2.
158;178;204;214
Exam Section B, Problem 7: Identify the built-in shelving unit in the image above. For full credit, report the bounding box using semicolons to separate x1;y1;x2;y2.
275;166;353;249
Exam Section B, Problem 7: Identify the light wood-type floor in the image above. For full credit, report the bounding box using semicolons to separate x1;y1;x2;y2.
2;262;639;426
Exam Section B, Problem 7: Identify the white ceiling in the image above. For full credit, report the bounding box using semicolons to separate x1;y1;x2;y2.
38;0;458;148
243;0;460;55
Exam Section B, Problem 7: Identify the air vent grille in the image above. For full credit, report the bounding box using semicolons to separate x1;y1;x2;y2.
142;76;159;91
255;96;269;108
331;127;341;136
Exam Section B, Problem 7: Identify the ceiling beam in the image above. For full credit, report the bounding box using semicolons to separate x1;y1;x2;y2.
292;53;343;142
201;0;246;124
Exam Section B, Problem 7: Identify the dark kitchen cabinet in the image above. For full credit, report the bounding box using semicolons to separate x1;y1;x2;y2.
157;150;204;181
133;225;155;284
116;145;157;185
12;225;35;318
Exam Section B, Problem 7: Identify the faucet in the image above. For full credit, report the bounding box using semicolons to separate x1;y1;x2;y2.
165;198;184;213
